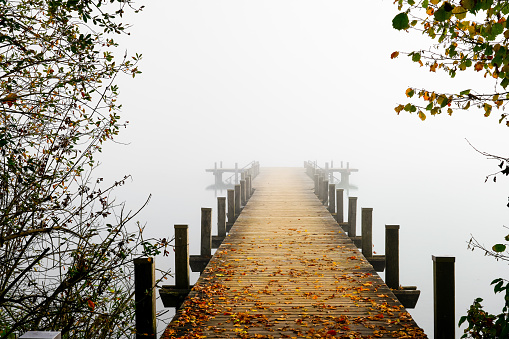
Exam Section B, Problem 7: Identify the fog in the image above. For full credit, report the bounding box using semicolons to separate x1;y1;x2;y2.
93;1;509;337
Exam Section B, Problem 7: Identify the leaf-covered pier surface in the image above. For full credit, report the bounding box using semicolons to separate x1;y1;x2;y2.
162;168;426;338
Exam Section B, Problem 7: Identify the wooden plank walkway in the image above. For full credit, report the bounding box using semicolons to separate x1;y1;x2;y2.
162;168;427;339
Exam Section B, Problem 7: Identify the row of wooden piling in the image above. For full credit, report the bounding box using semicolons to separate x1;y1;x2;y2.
305;161;456;339
132;163;259;339
304;161;420;308
158;164;259;310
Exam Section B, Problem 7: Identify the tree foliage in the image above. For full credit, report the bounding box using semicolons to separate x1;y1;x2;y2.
459;278;509;338
392;0;509;124
0;0;171;338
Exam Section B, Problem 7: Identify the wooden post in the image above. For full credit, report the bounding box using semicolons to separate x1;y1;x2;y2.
385;225;399;289
361;208;373;258
201;208;212;257
328;183;335;213
217;197;226;237
318;175;323;199
134;257;156;339
246;175;252;199
433;256;455;339
234;184;241;217
336;189;344;223
314;174;319;195
227;189;235;223
174;225;190;289
322;180;329;205
348;197;357;236
240;179;246;206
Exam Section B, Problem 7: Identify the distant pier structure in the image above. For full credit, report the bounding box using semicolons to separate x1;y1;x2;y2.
205;161;260;193
308;160;358;188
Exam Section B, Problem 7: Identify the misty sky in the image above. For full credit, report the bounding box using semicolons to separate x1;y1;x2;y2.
94;1;509;336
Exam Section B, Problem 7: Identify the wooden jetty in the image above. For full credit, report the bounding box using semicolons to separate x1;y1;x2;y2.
161;167;426;339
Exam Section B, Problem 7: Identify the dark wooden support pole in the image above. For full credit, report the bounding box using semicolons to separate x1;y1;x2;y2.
328;183;335;213
385;225;399;289
240;179;247;206
336;189;344;223
217;197;226;237
348;197;357;237
201;208;212;257
433;256;455;339
322;180;329;205
318;175;323;199
234;184;241;218
175;225;189;289
134;257;156;339
190;209;213;273
314;174;319;195
361;208;373;258
246;175;252;199
227;189;235;232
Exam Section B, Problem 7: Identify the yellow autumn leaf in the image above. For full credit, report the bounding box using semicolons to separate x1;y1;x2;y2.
430;0;440;4
418;111;426;121
447;108;453;115
452;6;467;19
394;104;405;114
484;103;492;117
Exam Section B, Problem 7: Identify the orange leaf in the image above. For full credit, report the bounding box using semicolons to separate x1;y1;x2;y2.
391;51;399;59
87;299;95;310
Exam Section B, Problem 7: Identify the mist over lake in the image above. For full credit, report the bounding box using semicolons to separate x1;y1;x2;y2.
94;1;509;337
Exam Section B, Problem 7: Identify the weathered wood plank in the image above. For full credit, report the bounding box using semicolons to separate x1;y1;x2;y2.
161;168;426;339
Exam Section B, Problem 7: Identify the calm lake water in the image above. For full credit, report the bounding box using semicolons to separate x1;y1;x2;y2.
126;161;509;338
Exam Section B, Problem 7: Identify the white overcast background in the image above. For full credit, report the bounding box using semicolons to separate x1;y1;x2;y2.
94;1;509;337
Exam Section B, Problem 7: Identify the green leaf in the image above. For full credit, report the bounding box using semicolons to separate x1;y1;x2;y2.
435;7;452;21
461;0;475;10
492;243;506;252
412;53;421;62
422;0;429;8
393;12;410;30
460;89;471;95
502;77;509;89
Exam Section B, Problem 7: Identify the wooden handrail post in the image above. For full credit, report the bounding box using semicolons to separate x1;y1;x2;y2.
240;179;247;206
234;184;241;218
217;197;226;237
433;256;455;339
201;208;212;257
134;257;156;339
174;225;190;289
328;183;335;213
336;189;344;223
318;175;323;199
385;225;399;289
314;174;319;195
246;175;252;199
227;189;235;224
348;197;357;236
322;180;329;205
361;208;373;258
